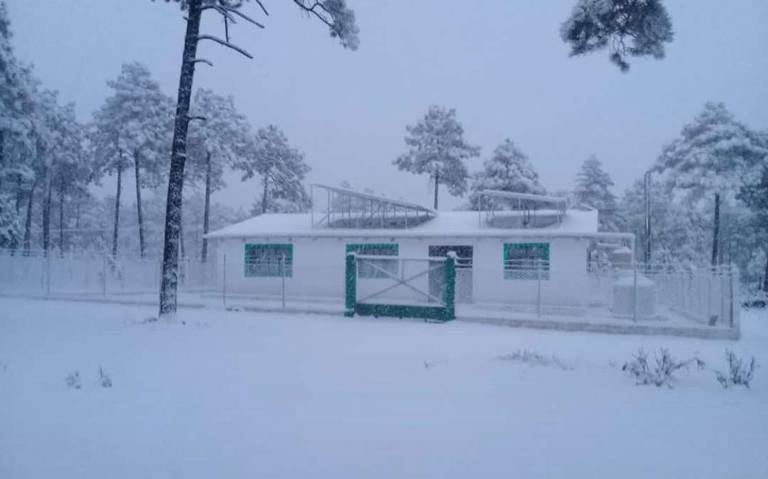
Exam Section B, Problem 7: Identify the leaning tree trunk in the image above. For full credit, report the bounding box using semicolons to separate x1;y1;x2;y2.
433;169;440;210
58;178;66;255
159;0;203;317
134;151;146;258
201;150;212;263
23;179;37;254
112;163;123;258
711;192;720;267
42;168;52;254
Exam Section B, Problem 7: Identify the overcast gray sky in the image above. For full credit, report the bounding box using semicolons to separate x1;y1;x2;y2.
7;0;768;211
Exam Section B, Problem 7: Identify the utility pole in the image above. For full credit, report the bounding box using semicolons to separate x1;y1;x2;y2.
643;170;652;266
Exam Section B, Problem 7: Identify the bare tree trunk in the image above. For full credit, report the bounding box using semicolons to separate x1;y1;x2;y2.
10;173;23;251
112;163;123;258
201;150;212;263
42;168;52;254
134;151;146;258
763;252;768;294
58;178;66;254
261;175;269;214
433;169;440;210
23;180;37;254
711;192;720;267
159;0;203;317
179;202;186;261
15;173;22;214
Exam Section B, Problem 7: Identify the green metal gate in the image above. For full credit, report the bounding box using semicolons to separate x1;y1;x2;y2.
345;252;456;322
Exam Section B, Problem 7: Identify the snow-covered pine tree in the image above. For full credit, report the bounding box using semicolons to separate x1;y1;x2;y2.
394;106;480;210
187;88;251;262
90;62;174;258
0;0;37;250
654;103;767;266
45;101;88;254
737;149;768;294
155;0;359;317
467;139;545;210
616;177;709;266
574;155;618;231
27;90;88;255
234;125;310;215
561;0;674;71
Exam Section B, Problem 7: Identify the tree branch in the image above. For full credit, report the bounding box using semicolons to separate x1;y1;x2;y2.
292;1;337;34
191;58;214;67
186;115;207;122
202;4;265;28
196;34;254;59
253;0;270;17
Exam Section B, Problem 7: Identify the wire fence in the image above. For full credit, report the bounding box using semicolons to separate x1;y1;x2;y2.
0;248;740;331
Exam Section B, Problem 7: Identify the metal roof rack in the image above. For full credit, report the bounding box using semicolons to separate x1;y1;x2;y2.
310;184;436;229
476;190;568;229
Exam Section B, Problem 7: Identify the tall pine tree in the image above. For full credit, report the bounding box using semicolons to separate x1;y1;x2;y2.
234;125;310;215
574;155;618;231
90;62;174;257
468;139;545;210
187;88;252;262
394;106;480;210
655;103;767;266
154;0;359;316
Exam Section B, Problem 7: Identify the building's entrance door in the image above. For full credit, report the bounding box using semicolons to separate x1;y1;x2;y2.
428;245;473;303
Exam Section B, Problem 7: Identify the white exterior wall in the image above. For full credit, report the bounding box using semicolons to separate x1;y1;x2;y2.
215;235;590;306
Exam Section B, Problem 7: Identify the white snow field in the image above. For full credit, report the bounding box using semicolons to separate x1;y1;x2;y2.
1;298;766;479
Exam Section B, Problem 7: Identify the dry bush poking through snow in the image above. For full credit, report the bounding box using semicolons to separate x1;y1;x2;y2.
622;348;704;388
98;367;113;388
498;349;573;370
715;350;757;389
65;371;82;390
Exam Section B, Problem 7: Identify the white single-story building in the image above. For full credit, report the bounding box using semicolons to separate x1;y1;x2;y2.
205;185;635;309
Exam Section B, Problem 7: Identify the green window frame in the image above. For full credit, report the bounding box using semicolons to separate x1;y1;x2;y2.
503;242;550;280
244;243;293;277
346;243;399;279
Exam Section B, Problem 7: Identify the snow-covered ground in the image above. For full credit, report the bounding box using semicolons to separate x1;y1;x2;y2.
1;298;766;479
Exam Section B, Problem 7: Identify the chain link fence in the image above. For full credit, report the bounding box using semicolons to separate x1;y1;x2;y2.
0;249;740;334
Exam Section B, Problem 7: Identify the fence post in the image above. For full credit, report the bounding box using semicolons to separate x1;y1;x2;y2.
444;252;456;321
345;252;356;317
222;253;227;308
728;265;735;329
101;253;107;298
536;259;542;318
280;254;286;309
632;263;638;322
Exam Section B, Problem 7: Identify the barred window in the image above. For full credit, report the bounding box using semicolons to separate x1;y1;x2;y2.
244;244;293;277
346;243;398;279
504;243;550;280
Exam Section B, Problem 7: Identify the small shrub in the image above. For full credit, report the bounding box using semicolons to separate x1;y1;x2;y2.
98;367;112;388
622;348;704;388
715;350;757;389
498;349;573;370
65;371;82;390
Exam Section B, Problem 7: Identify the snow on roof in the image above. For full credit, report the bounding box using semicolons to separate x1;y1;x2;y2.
205;209;626;240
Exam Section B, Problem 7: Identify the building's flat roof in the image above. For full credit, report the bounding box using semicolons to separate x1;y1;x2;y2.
206;209;633;240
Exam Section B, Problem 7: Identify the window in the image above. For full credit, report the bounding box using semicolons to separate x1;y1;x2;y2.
244;244;293;277
346;243;398;279
504;243;550;280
